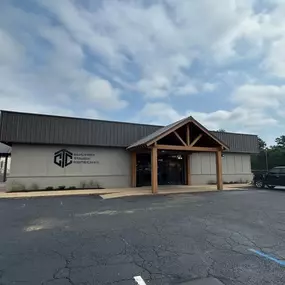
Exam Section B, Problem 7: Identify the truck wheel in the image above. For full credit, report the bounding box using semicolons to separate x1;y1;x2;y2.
267;185;275;189
255;180;264;188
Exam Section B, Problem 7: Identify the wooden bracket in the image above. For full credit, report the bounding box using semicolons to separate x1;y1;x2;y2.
186;124;190;145
190;134;203;147
174;131;187;146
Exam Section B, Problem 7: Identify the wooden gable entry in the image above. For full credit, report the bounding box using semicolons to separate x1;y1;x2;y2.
129;117;229;194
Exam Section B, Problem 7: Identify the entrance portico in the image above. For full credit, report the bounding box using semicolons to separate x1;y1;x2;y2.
127;116;229;194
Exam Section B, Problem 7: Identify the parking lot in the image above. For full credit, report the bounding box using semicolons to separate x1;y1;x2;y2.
0;189;285;284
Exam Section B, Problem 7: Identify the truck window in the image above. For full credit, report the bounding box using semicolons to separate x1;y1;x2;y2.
270;168;280;174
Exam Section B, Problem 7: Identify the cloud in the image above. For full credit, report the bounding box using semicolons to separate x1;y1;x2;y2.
0;0;285;145
202;83;217;92
189;107;278;132
137;76;171;99
232;84;285;108
175;84;198;96
0;2;127;117
37;0;268;99
0;29;24;66
85;78;128;110
137;82;285;133
263;38;285;78
135;102;182;125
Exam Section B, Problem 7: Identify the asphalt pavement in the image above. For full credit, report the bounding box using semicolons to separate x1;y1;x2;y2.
0;189;285;284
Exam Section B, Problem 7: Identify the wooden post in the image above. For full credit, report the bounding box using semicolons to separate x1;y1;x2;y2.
131;152;137;187
185;154;191;185
186;124;190;145
3;155;8;182
151;147;158;194
216;150;223;190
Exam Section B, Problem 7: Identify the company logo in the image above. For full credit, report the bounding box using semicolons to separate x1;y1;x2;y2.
54;149;73;168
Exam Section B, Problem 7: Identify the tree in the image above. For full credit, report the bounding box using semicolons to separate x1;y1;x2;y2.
252;135;285;171
258;136;267;151
275;135;285;148
217;129;226;132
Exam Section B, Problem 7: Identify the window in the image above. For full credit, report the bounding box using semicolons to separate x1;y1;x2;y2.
269;168;280;174
279;168;285;174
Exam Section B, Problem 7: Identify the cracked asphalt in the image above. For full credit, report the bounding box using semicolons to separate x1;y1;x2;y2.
0;189;285;285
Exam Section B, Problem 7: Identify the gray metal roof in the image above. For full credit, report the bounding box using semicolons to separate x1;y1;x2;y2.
127;117;186;149
0;110;259;153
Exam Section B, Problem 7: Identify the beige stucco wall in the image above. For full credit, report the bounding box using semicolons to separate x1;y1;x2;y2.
7;144;131;190
7;144;253;190
190;152;252;185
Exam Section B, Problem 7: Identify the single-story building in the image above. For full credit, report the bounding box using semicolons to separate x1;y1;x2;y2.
0;110;259;192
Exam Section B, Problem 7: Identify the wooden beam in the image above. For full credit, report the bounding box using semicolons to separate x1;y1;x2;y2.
146;118;192;147
174;131;187;146
151;147;158;194
186;124;190;145
3;155;8;182
191;120;229;150
185;155;191;185
156;144;219;152
190;134;203;147
216;150;223;190
131;152;137;187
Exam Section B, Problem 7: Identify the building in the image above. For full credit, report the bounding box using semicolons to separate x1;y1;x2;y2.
0;111;259;192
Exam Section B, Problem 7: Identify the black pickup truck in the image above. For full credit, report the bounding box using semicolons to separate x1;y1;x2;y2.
253;166;285;188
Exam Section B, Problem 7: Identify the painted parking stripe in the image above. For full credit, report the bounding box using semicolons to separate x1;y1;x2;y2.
249;249;285;266
134;276;147;285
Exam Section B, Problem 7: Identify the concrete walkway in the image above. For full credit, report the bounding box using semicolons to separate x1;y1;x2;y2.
0;184;250;199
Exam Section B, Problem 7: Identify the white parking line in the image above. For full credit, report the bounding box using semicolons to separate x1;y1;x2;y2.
134;276;147;285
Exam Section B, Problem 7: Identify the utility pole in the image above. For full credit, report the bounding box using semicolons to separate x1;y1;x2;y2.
265;148;269;171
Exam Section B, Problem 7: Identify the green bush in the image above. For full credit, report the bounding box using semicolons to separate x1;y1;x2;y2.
88;180;95;188
79;180;103;189
30;183;39;191
57;186;66;190
95;181;103;189
11;181;26;191
207;180;216;185
67;186;76;190
80;181;86;189
45;186;54;190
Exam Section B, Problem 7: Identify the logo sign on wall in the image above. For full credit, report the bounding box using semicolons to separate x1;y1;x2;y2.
54;149;99;168
54;149;73;168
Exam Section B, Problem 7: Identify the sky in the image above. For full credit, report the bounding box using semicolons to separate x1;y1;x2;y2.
0;0;285;145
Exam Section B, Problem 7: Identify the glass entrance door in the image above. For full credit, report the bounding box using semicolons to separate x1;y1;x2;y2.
136;152;185;186
158;154;185;185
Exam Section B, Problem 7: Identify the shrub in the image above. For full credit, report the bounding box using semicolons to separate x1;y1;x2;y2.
88;180;95;188
11;181;26;192
95;181;103;189
45;186;54;190
207;180;217;185
30;183;39;191
79;180;103;189
80;181;86;189
67;186;76;190
57;185;66;190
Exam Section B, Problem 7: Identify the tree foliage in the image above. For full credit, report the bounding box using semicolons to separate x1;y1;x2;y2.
251;135;285;171
258;137;266;151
